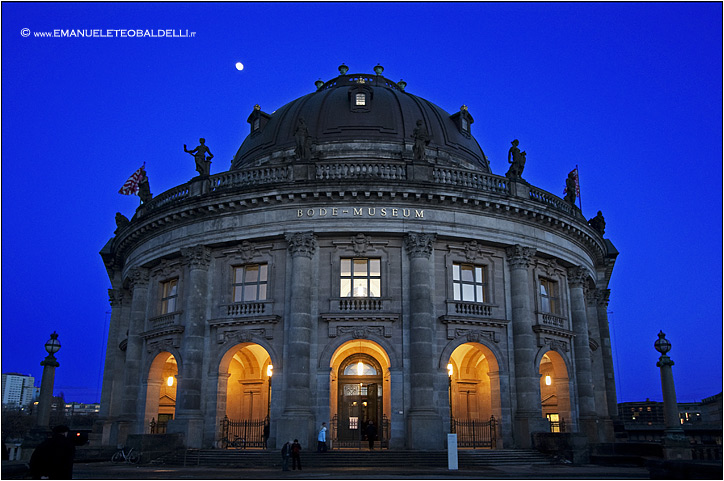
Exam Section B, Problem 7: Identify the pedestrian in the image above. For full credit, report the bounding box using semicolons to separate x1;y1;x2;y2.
28;424;75;479
317;422;327;452
365;421;377;450
291;438;302;470
281;440;291;471
263;420;270;449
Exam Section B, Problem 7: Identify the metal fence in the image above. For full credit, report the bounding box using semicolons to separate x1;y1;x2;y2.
219;416;268;449
330;414;390;449
452;416;497;449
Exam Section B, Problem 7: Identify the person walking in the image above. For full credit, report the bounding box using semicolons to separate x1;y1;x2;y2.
280;440;291;471
291;439;302;470
365;421;377;450
317;422;327;452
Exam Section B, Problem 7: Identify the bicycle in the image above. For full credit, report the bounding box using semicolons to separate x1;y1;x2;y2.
220;435;246;449
111;446;140;464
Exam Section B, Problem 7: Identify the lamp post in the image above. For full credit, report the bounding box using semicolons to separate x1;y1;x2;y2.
654;331;691;460
447;363;454;433
266;364;273;420
36;332;61;428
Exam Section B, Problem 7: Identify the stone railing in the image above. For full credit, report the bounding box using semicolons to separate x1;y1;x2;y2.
528;185;574;215
212;165;292;191
432;167;509;195
451;301;493;317
540;313;567;329
148;312;181;329
226;301;268;317
337;298;384;311
143;185;190;211
316;162;406;181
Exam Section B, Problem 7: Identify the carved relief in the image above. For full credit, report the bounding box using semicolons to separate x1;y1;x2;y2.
505;244;535;269
453;328;499;344
350;233;371;256
218;328;270;344
146;337;180;352
181;245;212;269
567;266;588;288
463;240;484;262
404;232;436;259
286;232;317;259
336;326;386;339
595;288;611;307
152;259;180;279
128;268;149;291
108;288;124;307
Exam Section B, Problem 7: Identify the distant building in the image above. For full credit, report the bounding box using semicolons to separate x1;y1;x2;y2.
64;402;101;416
1;373;36;407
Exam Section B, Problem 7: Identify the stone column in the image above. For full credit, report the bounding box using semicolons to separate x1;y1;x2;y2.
655;332;692;460
277;232;317;449
404;232;443;450
567;266;598;442
171;245;211;448
120;268;149;439
99;288;126;445
505;245;544;448
595;289;619;424
586;288;614;442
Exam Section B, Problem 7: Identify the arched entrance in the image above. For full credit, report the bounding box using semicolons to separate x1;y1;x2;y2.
218;343;272;448
448;342;501;448
539;351;571;432
144;352;178;433
329;340;390;449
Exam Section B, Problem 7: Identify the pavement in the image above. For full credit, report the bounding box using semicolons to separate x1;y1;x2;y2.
69;461;653;479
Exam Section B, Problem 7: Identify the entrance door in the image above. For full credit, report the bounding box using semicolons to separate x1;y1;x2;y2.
335;355;383;448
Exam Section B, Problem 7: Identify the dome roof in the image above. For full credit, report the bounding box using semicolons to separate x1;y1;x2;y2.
232;67;490;173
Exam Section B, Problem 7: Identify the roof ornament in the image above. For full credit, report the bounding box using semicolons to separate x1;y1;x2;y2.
254;104;261;111
184;138;214;177
315;78;324;90
338;63;349;75
373;64;384;75
505;139;526;180
460;105;468;112
397;79;407;91
411;120;431;161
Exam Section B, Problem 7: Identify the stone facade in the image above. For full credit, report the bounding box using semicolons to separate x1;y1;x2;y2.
99;68;619;451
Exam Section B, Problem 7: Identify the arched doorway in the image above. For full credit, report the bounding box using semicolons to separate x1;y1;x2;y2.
329;340;391;449
448;343;501;448
219;343;272;448
144;352;177;433
539;351;571;432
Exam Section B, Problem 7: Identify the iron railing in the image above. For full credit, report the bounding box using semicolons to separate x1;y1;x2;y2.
219;416;268;449
451;416;497;449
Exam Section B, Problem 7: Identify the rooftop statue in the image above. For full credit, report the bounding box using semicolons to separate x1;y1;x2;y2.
138;169;152;204
588;211;606;235
114;212;130;233
564;171;578;205
506;139;526;179
184;138;214;177
294;118;312;161
412;120;431;161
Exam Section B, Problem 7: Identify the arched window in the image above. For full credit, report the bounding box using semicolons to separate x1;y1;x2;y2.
343;361;377;376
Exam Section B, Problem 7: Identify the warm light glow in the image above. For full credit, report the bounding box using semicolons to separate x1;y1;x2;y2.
545;375;552;386
357;361;364;375
267;365;273;378
167;376;174;387
447;363;453;377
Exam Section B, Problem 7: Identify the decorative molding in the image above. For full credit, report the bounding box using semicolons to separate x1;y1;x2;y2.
350;233;371;255
336;326;386;339
128;268;150;290
439;316;508;340
144;331;183;350
321;313;398;338
286;231;317;258
505;244;535;269
217;328;270;344
209;315;280;331
151;258;181;279
536;259;561;278
180;245;212;269
567;265;588;288
404;232;436;259
451;328;500;344
463;240;485;262
532;324;574;339
108;288;124;307
595;288;611;307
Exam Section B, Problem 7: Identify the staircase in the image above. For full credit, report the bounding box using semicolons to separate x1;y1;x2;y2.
154;448;553;469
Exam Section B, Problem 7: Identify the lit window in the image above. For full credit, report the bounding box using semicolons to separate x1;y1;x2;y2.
461;118;468;131
343;362;377;376
452;263;487;302
160;279;178;314
539;278;559;314
355;93;366;106
340;258;381;298
233;264;268;302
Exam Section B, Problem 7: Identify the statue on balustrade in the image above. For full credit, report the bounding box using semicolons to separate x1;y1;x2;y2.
564;170;578;205
114;212;130;233
506;139;526;179
294;118;313;161
184;138;214;177
138;169;152;204
412;120;431;161
588;211;606;235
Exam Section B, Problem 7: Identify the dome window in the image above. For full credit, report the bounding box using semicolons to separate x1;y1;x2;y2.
247;104;271;134
450;105;474;137
348;84;373;113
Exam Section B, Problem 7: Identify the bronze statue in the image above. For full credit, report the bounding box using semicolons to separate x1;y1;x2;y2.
506;140;526;179
138;169;152;203
564;171;577;205
588;211;606;235
114;212;130;233
294;118;312;161
411;120;431;161
184;138;214;177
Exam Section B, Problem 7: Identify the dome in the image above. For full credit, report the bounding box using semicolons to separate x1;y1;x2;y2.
232;67;490;173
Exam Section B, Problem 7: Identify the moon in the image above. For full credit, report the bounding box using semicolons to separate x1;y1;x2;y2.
235;62;244;71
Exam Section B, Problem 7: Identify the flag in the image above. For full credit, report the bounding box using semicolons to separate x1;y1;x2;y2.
118;165;145;195
563;167;580;197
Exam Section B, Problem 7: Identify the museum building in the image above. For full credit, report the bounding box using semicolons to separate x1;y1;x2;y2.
99;65;619;451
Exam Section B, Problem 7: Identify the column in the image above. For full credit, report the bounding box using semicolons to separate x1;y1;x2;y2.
655;332;692;460
120;268;149;438
99;288;126;445
404;232;443;450
595;289;620;425
505;244;544;448
568;266;598;442
587;287;614;442
277;232;316;448
171;245;211;448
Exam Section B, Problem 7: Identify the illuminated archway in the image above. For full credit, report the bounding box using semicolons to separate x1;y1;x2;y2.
447;343;501;422
539;351;571;431
219;343;273;421
144;352;178;431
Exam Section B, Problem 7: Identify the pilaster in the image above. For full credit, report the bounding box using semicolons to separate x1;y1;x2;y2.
121;268;149;437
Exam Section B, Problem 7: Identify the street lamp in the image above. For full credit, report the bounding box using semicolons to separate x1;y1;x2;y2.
447;363;454;433
654;331;691;460
37;332;61;428
266;364;273;419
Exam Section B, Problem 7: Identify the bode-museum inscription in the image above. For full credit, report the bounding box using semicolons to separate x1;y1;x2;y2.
296;207;425;219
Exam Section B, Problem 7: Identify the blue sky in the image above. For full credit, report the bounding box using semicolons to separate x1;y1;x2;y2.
2;2;721;404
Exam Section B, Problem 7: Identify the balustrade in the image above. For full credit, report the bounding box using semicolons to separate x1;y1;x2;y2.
147;312;179;329
316;162;406;180
226;301;267;317
453;301;492;317
338;298;383;311
540;313;567;329
432;167;509;195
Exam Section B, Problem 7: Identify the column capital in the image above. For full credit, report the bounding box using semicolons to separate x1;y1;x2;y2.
285;231;317;258
181;245;212;269
108;288;125;307
567;265;588;288
505;244;535;268
596;288;611;307
128;268;149;291
404;232;436;259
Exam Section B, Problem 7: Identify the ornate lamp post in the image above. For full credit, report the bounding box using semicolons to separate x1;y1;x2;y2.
447;363;454;433
36;332;61;428
266;364;273;420
654;331;691;460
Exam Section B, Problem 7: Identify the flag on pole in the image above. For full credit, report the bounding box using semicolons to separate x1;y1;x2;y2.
118;165;145;195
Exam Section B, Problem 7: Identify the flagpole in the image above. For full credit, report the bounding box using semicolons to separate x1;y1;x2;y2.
576;164;582;212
